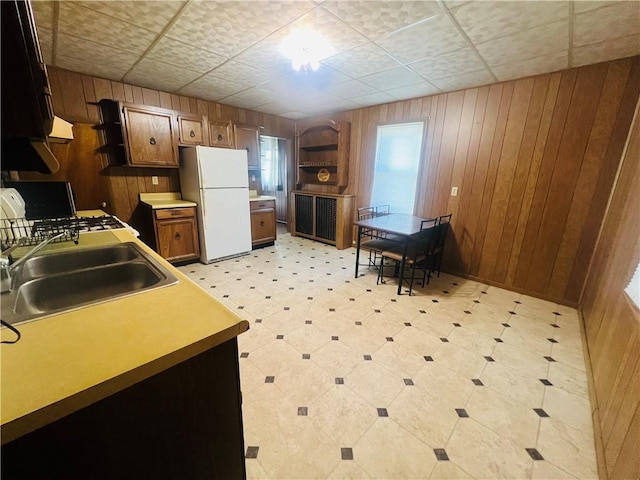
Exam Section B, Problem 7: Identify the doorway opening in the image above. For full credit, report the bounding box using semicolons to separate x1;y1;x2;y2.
260;135;289;225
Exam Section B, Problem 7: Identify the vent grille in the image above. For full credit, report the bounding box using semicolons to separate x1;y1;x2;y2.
315;196;336;241
295;194;314;235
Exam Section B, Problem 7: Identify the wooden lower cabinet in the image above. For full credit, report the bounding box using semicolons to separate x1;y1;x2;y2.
290;191;355;250
2;338;247;479
148;206;200;263
250;199;276;247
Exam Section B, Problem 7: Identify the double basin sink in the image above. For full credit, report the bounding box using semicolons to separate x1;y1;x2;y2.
1;242;179;326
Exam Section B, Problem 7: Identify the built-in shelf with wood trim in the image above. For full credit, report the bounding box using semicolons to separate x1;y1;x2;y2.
290;191;355;250
296;119;350;187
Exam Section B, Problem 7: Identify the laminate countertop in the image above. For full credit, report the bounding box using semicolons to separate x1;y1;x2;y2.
0;229;249;444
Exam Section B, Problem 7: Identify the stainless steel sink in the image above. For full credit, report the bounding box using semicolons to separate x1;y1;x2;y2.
1;242;179;325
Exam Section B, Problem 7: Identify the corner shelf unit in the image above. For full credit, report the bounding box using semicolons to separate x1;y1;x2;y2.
295;119;350;187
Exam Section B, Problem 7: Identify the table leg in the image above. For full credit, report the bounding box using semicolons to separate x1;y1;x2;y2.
354;226;362;278
398;239;409;295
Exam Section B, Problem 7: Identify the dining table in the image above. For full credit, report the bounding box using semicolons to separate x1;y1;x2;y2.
354;213;431;295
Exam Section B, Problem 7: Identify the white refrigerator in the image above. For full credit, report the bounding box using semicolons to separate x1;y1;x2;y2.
179;146;252;263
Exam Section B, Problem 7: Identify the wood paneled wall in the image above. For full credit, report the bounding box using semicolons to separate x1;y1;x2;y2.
44;66;295;226
333;56;640;306
580;97;640;480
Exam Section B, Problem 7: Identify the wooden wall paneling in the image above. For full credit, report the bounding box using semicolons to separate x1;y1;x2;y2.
159;91;172;109
414;97;436;219
478;78;533;280
107;167;133;221
111;81;127;102
170;94;181;111
548;61;632;300
469;82;513;276
494;76;548;283
81;75;99;121
567;57;640;301
610;402;640;479
422;94;448;217
142;88;161;107
527;64;608;294
512;69;578;288
452;86;489;272
56;69;89;120
505;73;560;285
92;77;113;103
131;85;144;104
47;66;64;116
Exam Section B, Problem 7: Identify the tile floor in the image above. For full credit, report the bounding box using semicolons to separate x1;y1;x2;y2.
179;232;598;480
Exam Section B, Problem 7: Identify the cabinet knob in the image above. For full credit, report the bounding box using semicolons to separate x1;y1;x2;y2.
217;134;224;141
174;232;182;240
149;137;156;145
101;201;107;208
189;130;196;138
260;221;265;227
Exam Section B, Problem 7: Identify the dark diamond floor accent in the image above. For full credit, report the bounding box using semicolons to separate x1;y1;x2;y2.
526;448;544;460
332;336;339;341
246;446;259;459
484;356;495;362
276;334;284;339
265;376;275;383
440;337;449;342
551;324;560;328
544;356;557;362
434;448;449;461
404;322;412;326
472;379;484;386
404;379;414;386
240;352;249;358
355;321;362;326
305;320;312;324
453;323;461;327
298;407;308;416
341;447;353;460
302;353;311;359
494;338;504;343
455;408;469;418
377;408;388;417
534;408;549;417
424;356;434;362
386;337;394;342
540;379;553;386
547;338;559;343
363;355;372;361
335;377;344;385
502;323;511;327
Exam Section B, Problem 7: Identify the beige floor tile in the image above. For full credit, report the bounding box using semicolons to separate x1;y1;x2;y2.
413;362;475;405
344;361;406;407
551;341;588;371
491;342;551;379
339;327;393;355
446;419;534;479
480;362;546;408
391;324;442;356
447;325;497;356
546;361;589;399
389;387;460;447
530;460;578;479
465;387;541;449
245;457;271;480
282;323;332;354
311;338;363;377
353;419;437;479
327;460;373;479
311;385;378;446
239;357;271;394
248;337;304;376
372;341;429;378
276;358;336;406
537;417;598;479
455;313;507;338
412;313;459;337
237;321;280;352
429;460;475;479
432;342;488;379
543;384;593;434
501;327;554;356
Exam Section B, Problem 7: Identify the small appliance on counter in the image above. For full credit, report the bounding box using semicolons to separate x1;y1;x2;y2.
179;145;252;263
3;181;76;219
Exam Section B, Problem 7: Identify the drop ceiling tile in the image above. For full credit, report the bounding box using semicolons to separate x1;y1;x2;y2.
146;37;227;73
207;61;274;87
409;47;486;80
573;2;640;47
177;74;248;101
123;58;202;92
386;81;441;101
572;34;640;67
492;51;568;82
376;14;468;63
224;87;276;105
75;1;186;33
233;29;295;78
321;1;443;41
281;111;308;120
219;95;266;110
58;2;157;55
476;20;568;67
351;91;396;107
256;103;289;115
451;1;569;44
430;68;494;93
323;43;402;78
31;0;55;30
359;66;425;90
165;0;314;58
324;79;379;98
55;33;139;80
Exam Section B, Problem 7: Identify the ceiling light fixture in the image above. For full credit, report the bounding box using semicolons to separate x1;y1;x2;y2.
280;28;335;72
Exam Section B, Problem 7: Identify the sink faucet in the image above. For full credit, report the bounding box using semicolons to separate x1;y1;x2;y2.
0;233;66;293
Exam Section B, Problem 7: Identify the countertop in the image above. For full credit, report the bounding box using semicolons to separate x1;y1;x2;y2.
249;195;276;202
0;229;249;444
139;192;197;209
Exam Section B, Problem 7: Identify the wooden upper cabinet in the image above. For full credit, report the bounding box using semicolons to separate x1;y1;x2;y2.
123;104;179;167
177;114;205;146
234;123;260;169
209;120;234;148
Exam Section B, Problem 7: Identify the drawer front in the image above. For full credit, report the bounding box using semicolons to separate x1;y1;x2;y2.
155;207;196;220
250;199;275;211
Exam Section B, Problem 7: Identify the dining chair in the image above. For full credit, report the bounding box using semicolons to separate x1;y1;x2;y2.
376;218;438;295
431;213;452;277
357;205;398;269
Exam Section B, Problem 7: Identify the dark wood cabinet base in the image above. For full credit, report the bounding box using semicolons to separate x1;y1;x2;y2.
2;339;246;480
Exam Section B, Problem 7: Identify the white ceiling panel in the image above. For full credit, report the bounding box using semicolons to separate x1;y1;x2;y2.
34;0;640;118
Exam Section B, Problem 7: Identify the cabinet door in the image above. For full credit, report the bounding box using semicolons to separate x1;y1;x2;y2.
178;115;204;145
155;217;200;262
209;121;233;148
234;124;260;169
250;208;276;246
122;105;178;167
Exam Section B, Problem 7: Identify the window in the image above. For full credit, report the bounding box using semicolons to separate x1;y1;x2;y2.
370;122;424;215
